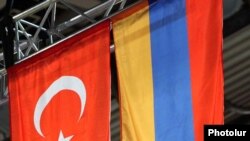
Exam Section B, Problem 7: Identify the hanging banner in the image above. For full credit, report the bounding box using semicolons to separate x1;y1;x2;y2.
8;21;111;141
112;0;224;141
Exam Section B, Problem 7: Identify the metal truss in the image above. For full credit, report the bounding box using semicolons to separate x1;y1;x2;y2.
13;0;137;60
0;0;141;103
0;69;7;104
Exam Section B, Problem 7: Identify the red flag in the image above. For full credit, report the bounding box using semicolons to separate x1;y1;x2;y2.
8;21;110;141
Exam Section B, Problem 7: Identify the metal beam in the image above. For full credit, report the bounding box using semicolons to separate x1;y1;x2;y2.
13;0;56;21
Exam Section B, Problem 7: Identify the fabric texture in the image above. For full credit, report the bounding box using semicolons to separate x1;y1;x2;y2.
8;21;111;141
112;0;223;141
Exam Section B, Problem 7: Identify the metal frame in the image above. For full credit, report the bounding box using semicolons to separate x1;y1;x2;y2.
0;0;142;104
13;0;132;60
0;69;7;104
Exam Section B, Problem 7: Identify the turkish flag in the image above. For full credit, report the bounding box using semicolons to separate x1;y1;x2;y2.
8;21;110;141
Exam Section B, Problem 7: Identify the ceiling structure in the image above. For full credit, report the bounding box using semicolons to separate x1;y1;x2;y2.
223;0;250;124
0;0;250;140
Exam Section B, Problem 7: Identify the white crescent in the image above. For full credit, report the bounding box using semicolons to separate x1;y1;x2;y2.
33;76;86;137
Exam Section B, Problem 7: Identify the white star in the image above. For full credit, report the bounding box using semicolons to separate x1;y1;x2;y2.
58;131;74;141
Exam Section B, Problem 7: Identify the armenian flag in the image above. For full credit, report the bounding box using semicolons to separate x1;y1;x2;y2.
112;0;223;141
